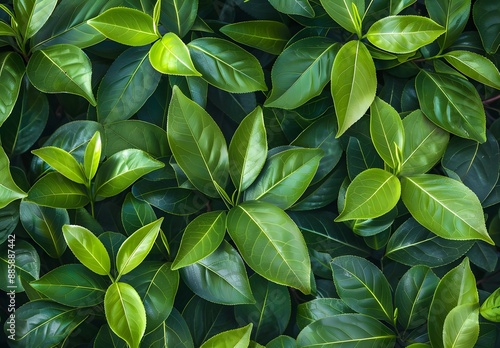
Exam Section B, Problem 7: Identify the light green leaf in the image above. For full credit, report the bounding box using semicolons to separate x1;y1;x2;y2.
473;0;500;54
160;0;197;38
116;218;163;277
0;147;27;209
335;168;401;221
332;40;376;137
199;323;252;348
94;149;164;199
14;0;57;40
0;20;16;36
167;86;228;198
0;52;25;126
88;7;158;46
83;131;101;181
62;224;111;276
443;50;500;89
220;20;291;55
188;37;267;93
227;201;311;294
415;70;486;143
32;146;86;184
480;287;500;322
370;97;404;170
401;174;494;245
268;0;314;18
244;148;323;210
443;304;479;348
265;38;339;109
105;282;147;348
390;0;416;15
27;172;89;209
319;0;365;34
366;16;445;54
426;0;471;51
27;44;96;105
149;32;200;76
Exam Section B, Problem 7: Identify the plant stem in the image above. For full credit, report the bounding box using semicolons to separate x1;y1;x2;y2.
483;94;500;105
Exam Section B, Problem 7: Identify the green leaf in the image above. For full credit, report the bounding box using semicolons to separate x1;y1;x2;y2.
0;20;16;36
319;0;365;34
149;32;200;76
390;0;416;15
480;287;500;322
116;218;163;277
331;255;394;322
94;149;164;199
428;258;479;348
415;70;486;143
366;16;445;54
336;168;400;221
199;323;252;348
268;0;314;18
370;97;404;170
27;172;89;209
188;38;267;93
142;309;194;348
346;135;384;179
264;38;339;109
400;110;449;176
88;7;158;46
160;0;197;38
473;0;500;54
105;282;147;348
221;20;290;55
229;107;267;193
443;303;479;348
121;192;156;236
297;298;353;330
83;131;101;181
443;50;500;89
0;147;27;209
181;241;255;305
234;274;291;343
167;86;229;198
19;201;68;258
332;40;376;137
401;174;494;244
172;211;226;269
30;264;108;307
32;146;86;184
97;46;161;124
296;314;396;347
14;0;57;39
94;324;127;348
0;239;40;292
267;336;296;348
62;224;111;276
395;265;439;331
227;201;311;294
27;44;96;105
244;148;323;209
0;52;25;126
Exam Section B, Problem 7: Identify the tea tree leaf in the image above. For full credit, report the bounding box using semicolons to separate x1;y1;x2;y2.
297;298;353;330
401;174;494;245
319;0;365;34
14;0;57;40
0;52;25;126
149;32;200;76
332;40;376;137
473;0;500;54
199;323;252;348
160;0;197;38
32;146;86;184
0;147;27;209
27;172;89;209
88;7;159;46
105;282;147;348
480;287;500;322
268;0;315;17
443;304;479;348
443;50;500;89
83;131;101;181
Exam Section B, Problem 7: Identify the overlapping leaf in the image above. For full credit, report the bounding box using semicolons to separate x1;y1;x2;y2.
0;147;27;209
0;52;25;126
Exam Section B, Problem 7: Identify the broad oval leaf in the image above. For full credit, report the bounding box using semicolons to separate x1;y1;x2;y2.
30;264;108;307
160;0;197;38
332;40;376;137
415;70;486;143
296;314;396;347
172;211;226;269
480;287;500;322
366;16;445;54
443;303;479;348
188;38;267;93
0;239;40;292
331;255;394;322
62;224;111;276
425;0;471;50
200;323;252;348
97;46;161;124
14;0;57;40
297;298;353;330
149;32;200;76
0;52;25;126
32;146;86;184
27;172;89;209
0;147;27;209
401;174;494;244
167;86;228;198
265;38;339;110
444;50;500;90
227;201;311;294
88;7;158;46
335;168;401;221
267;336;296;348
27;44;96;105
473;0;500;54
268;0;314;17
319;0;365;34
105;282;147;348
84;131;102;181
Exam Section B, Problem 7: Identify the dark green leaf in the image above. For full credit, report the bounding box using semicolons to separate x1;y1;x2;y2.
266;336;296;348
0;148;27;209
472;0;500;54
467;241;498;272
160;0;197;38
27;172;89;209
297;298;353;330
0;239;40;292
121;192;156;235
142;308;194;348
346;136;384;179
268;0;314;17
426;0;471;51
94;324;127;348
0;52;25;126
391;0;416;15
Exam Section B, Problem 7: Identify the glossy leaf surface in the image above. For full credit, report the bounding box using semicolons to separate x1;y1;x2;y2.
296;298;353;330
0;147;27;209
319;0;365;34
444;50;500;89
425;0;471;50
0;52;25;126
27;172;88;209
149;32;200;76
480;287;500;322
32;146;86;184
14;0;57;39
160;0;197;38
199;323;252;348
473;0;500;53
268;0;314;17
83;131;101;181
443;303;479;348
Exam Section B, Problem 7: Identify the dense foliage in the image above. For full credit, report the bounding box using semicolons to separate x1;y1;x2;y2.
1;0;500;347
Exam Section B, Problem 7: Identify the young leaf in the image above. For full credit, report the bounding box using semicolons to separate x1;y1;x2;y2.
172;211;226;270
116;218;163;277
331;255;394;322
83;131;101;181
32;146;86;184
27;172;89;209
149;32;201;76
319;0;365;34
0;52;25;126
87;7;159;46
105;282;147;348
199;323;252;348
443;303;479;348
188;38;267;93
0;147;27;209
160;0;197;38
332;40;376;137
167;86;229;198
268;0;315;18
14;0;57;40
480;287;500;322
401;174;494;245
443;50;500;89
473;0;500;54
335;168;401;221
366;16;445;54
227;201;311;294
0;20;16;36
62;224;111;276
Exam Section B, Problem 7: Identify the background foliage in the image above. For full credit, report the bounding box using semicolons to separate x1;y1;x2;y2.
1;0;500;347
